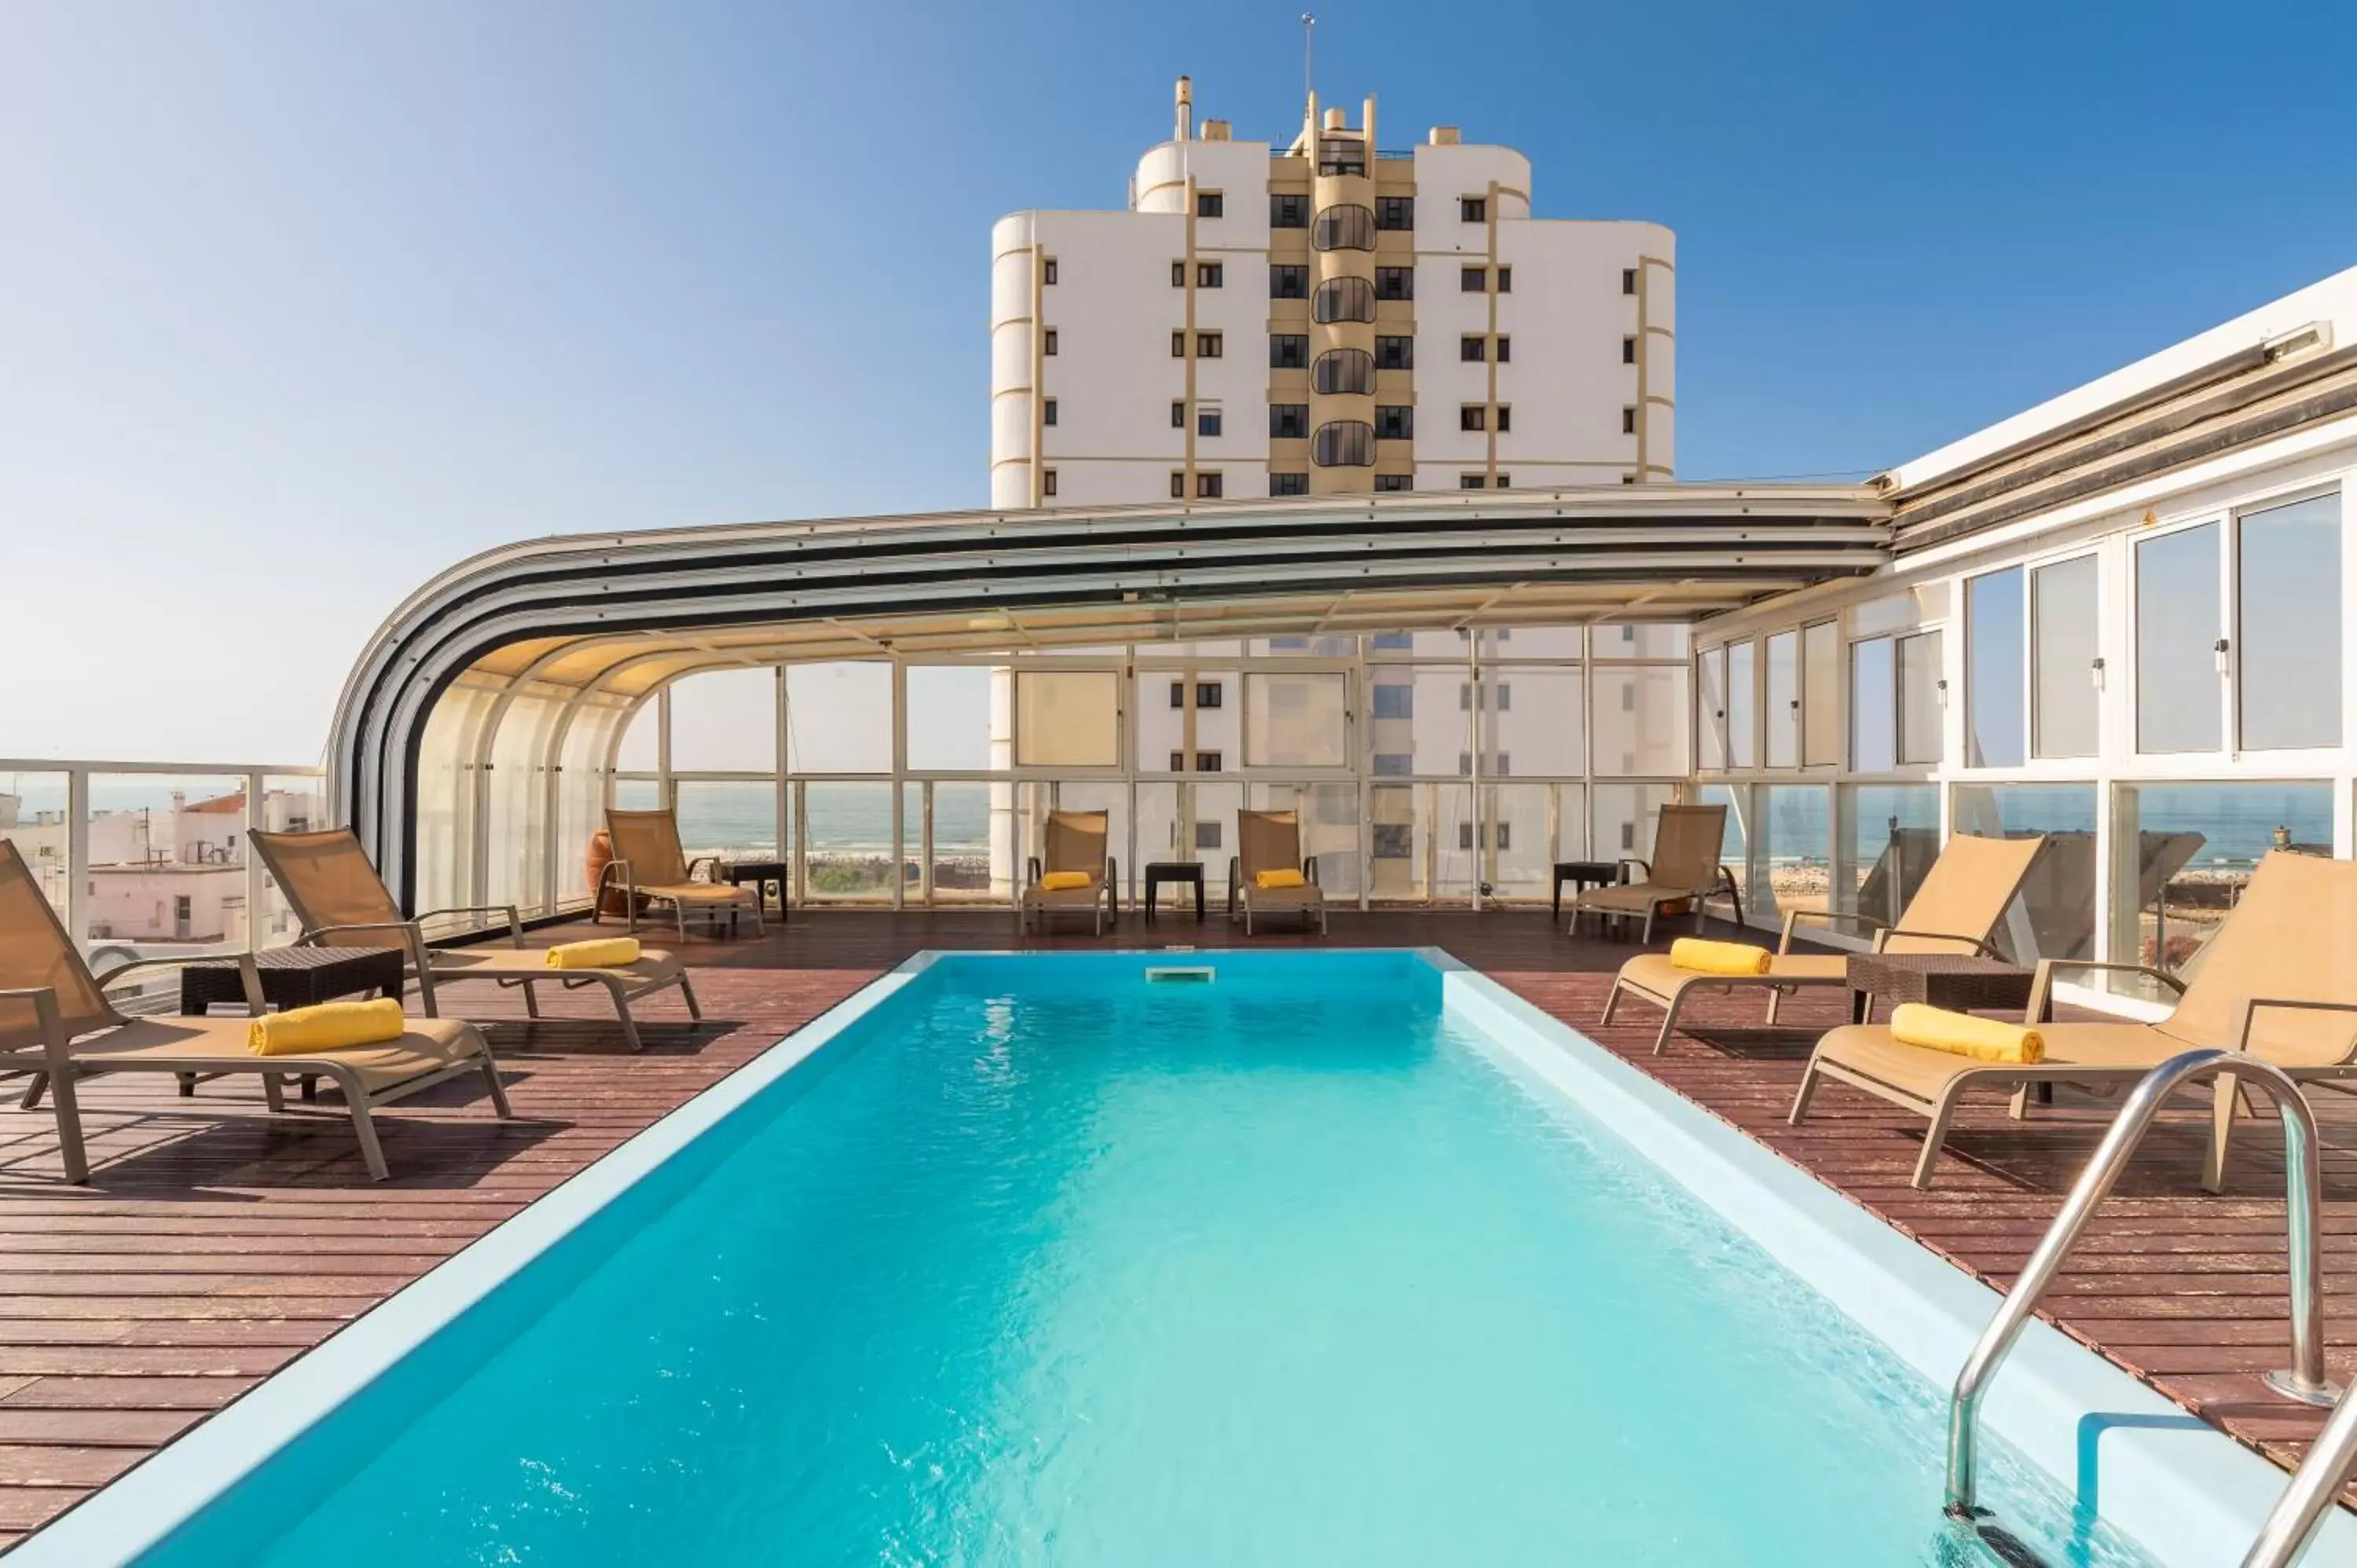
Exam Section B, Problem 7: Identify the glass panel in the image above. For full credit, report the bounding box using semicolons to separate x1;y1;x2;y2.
1244;672;1348;768
1137;670;1242;774
1696;647;1728;771
906;666;1002;771
1252;781;1362;900
1837;784;1941;929
86;775;248;969
1485;667;1581;775
802;781;896;901
1482;784;1552;900
1850;592;1918;638
1850;638;1896;773
1189;781;1244;903
1591;666;1688;776
483;691;562;916
614;698;660;771
674;780;781;865
2238;494;2341;750
2135;523;2221;754
929;781;999;903
668;668;777;771
1802;622;1840;767
1761;786;1829;922
1550;783;1587;862
1014;670;1120;768
612;777;662;810
1479;626;1583;658
2031;555;2099;760
255;774;329;947
2115;782;2333;984
1591;783;1676;866
1897;630;1944;766
1966;568;2025;768
786;662;894;773
1369;783;1427;901
1134;782;1184;900
1430;782;1476;901
0;771;71;917
1764;632;1799;768
1725;641;1756;769
1949;783;2098;962
1593;623;1689;659
1693;783;1753;918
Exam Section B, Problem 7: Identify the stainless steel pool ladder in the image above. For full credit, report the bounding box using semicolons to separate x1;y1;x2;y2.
1941;1049;2344;1563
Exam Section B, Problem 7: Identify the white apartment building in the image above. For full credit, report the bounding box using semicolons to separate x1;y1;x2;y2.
991;79;1675;509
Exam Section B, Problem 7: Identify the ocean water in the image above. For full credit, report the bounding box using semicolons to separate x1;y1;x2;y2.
137;954;2158;1567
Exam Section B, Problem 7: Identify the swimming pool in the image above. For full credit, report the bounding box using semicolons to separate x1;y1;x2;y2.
17;951;2338;1565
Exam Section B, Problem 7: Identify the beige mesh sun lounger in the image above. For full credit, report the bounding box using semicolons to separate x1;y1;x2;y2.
1604;833;2047;1056
596;807;764;940
1571;803;1738;942
1018;810;1118;936
1230;809;1326;935
0;841;508;1183
1791;849;2357;1190
251;827;698;1053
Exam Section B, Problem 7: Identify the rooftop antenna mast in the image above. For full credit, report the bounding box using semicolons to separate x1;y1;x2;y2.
1300;13;1316;115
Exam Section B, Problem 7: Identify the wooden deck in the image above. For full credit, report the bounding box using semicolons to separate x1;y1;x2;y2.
3;906;2354;1546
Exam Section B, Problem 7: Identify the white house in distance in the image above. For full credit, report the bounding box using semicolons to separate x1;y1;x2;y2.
991;78;1674;509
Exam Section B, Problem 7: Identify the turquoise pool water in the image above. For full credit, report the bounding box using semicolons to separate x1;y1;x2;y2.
137;952;2155;1566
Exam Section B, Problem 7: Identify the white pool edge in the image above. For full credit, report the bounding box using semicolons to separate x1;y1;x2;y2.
2;965;922;1568
1438;967;2357;1568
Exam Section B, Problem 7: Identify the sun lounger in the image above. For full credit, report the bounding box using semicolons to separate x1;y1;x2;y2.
1230;809;1326;935
1017;810;1118;935
1571;803;1738;942
1604;833;2046;1055
596;807;764;940
0;841;508;1182
1791;849;2357;1189
251;826;698;1053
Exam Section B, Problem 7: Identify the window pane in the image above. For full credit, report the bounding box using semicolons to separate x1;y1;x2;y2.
1897;631;1944;765
1761;785;1828;921
1253;781;1362;900
2135;523;2221;753
1244;672;1348;768
927;781;998;903
905;666;1001;771
2239;494;2341;750
1948;784;2097;961
1837;783;1940;928
1764;631;1799;768
803;782;896;901
675;780;780;863
1802;622;1840;767
1697;647;1728;770
1693;782;1753;915
1850;638;1896;772
1590;783;1676;863
2032;555;2099;759
669;668;777;772
1591;666;1688;776
1485;667;1582;775
1593;623;1690;658
1966;568;2025;767
1725;641;1756;768
2115;782;2333;986
1014;670;1120;768
786;662;894;773
0;771;70;918
86;774;248;965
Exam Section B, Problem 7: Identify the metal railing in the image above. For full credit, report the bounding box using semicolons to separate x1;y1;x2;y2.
1944;1050;2339;1551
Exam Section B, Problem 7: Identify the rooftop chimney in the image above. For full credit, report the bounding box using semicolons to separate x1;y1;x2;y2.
1428;126;1461;145
1175;75;1193;141
1201;118;1230;141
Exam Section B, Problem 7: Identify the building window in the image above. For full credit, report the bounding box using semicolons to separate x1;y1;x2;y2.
2135;526;2220;754
1374;473;1412;492
1197;332;1222;357
1314;276;1376;323
1622;473;1637;485
1312;421;1375;467
1496;335;1510;363
1461;335;1486;363
1495;405;1512;433
1171;399;1186;427
1270;264;1308;299
1198;262;1223;288
1170;680;1226;709
1270;192;1308;228
1196;190;1222;218
1312;203;1376;251
1270;403;1309;439
1168;751;1186;772
1197;471;1223;499
1461;266;1485;292
1312;347;1375;395
1171;471;1186;499
1375;335;1413;370
1374;196;1414;232
1371;683;1412;719
1375;405;1413;440
1966;566;2025;767
1461;474;1485;489
1622;267;1637;295
1622;406;1637;434
1171;260;1186;288
1318;137;1366;176
1043;258;1058;284
1042;468;1057;496
1195;821;1222;850
2240;492;2343;749
1461;196;1486;222
1374;266;1414;300
1195;749;1224;771
1198;407;1222;438
1270;333;1309;368
1043;329;1057;355
1171;330;1186;357
1270;471;1309;496
1497;266;1512;292
1461;405;1486;432
1373;819;1413;852
1622;335;1637;364
1494;473;1510;488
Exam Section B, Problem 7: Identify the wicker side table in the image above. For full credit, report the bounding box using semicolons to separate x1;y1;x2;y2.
1842;952;2035;1025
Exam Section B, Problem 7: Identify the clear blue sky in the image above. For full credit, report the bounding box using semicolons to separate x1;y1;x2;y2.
4;0;2354;764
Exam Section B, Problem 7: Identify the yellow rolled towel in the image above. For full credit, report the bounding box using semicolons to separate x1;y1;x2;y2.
1667;937;1772;976
249;998;407;1057
1890;1003;2044;1064
1038;871;1094;892
1255;869;1307;890
544;937;642;969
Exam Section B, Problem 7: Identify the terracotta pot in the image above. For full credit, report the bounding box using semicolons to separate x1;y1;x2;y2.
586;830;640;918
